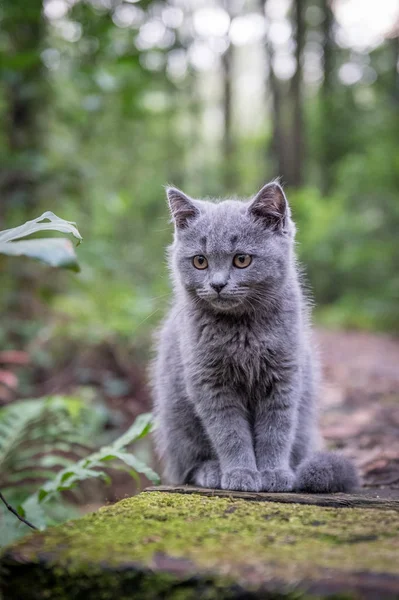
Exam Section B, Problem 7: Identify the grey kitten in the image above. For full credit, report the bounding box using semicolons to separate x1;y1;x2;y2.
152;182;359;493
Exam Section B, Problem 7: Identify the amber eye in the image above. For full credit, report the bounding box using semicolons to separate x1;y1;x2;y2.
193;255;208;270
233;254;252;268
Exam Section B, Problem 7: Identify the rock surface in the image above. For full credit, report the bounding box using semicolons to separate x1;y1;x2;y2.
1;487;399;599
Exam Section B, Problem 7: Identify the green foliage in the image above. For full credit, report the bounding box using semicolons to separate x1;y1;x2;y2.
0;0;398;550
0;212;82;271
0;396;104;495
19;412;159;528
291;181;399;331
0;0;397;340
0;401;159;545
0;395;103;545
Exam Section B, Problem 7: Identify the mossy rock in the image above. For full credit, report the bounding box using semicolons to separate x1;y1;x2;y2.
1;490;399;599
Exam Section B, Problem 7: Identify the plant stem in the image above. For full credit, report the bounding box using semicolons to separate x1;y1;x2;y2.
0;490;37;530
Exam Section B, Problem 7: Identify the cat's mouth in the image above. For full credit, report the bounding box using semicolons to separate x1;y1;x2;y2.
208;296;242;311
195;290;245;311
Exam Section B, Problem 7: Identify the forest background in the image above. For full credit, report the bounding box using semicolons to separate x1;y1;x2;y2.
0;0;398;539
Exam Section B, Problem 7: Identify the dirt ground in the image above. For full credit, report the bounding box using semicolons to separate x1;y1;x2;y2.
316;328;399;489
3;326;398;496
88;328;399;496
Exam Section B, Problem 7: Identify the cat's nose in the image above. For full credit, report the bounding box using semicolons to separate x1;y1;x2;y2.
210;282;226;294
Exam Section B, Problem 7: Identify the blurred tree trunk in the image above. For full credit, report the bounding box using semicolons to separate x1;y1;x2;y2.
221;45;236;191
391;35;399;104
258;0;288;180
0;0;49;320
0;0;48;226
320;0;335;193
268;44;287;179
290;0;305;187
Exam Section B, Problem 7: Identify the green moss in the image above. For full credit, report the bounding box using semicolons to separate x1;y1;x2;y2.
2;491;399;599
29;492;399;574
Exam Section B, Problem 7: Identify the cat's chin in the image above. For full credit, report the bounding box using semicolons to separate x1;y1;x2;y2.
207;297;243;312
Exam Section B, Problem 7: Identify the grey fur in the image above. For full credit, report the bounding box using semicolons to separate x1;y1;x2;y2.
296;452;360;493
151;182;359;493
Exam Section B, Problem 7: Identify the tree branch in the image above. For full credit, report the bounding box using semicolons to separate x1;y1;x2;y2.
0;490;37;530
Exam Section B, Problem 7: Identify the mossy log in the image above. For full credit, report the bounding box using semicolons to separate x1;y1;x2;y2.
145;485;399;510
1;489;399;599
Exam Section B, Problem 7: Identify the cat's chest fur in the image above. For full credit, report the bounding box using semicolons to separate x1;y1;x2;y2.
187;313;286;393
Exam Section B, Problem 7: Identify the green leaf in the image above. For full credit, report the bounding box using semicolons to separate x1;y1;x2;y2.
38;490;49;502
60;471;74;483
0;212;82;271
0;212;82;244
109;451;160;484
111;412;154;450
0;238;80;271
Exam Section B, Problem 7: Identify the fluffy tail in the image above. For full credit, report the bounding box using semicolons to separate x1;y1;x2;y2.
295;452;360;493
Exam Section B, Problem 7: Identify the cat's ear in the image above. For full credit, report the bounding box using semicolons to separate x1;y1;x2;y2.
248;182;289;232
166;187;199;230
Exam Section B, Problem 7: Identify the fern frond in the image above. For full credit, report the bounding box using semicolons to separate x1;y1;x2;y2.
0;403;159;543
0;396;104;492
21;412;160;529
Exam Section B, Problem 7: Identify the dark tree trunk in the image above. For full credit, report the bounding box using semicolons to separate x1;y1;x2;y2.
290;0;305;187
268;46;287;180
220;0;238;192
0;0;49;320
0;0;48;225
221;43;236;192
320;0;335;193
259;0;288;181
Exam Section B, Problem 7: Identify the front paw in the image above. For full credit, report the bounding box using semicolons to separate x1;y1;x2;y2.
194;460;221;489
221;468;262;492
261;468;295;492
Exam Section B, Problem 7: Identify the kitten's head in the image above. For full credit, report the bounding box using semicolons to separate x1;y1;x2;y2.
167;182;296;314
